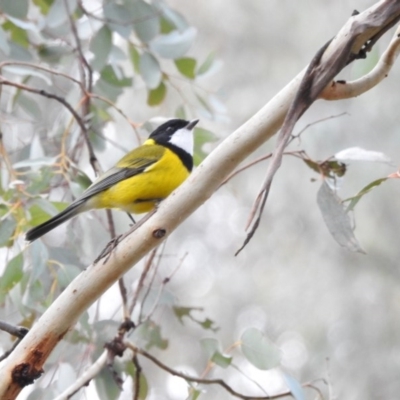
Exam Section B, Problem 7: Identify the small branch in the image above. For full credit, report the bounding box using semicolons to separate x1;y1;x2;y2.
125;341;294;400
321;24;400;100
128;248;157;316
53;350;108;400
0;61;83;87
0;321;28;362
132;353;142;400
238;4;400;254
64;0;98;175
0;79;88;138
0;321;28;339
140;251;187;323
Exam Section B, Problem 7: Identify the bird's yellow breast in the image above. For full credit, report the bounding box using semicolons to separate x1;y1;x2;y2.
93;146;190;214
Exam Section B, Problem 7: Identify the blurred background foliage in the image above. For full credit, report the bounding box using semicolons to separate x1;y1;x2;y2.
0;0;400;399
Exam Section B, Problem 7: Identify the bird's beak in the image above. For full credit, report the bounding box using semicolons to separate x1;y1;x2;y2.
186;119;199;130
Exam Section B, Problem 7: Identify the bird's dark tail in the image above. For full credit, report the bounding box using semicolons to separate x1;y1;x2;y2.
26;200;86;242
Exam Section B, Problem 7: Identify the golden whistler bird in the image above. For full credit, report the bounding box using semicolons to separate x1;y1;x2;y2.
26;119;199;242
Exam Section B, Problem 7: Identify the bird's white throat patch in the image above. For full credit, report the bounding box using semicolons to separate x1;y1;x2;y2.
168;127;194;156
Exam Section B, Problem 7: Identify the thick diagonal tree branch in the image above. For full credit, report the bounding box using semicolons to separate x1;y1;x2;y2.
0;1;399;398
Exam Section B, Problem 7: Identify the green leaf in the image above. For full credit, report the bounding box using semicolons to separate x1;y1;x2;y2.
0;217;16;247
1;0;29;18
212;351;232;368
201;338;232;368
149;27;196;59
197;52;215;75
188;389;201;400
344;177;388;212
0;24;10;55
139;51;161;89
157;3;188;30
90;25;112;71
174;57;196;79
15;93;42;119
126;363;149;399
33;0;54;15
133;320;168;350
95;368;121;400
94;76;124;103
129;44;140;74
193;127;218;166
6;42;32;61
38;44;70;63
5;66;52;85
173;306;218;331
46;0;76;28
241;328;281;370
3;21;29;48
28;200;66;226
317;181;365;253
100;65;132;87
147;81;166;106
125;0;159;43
103;3;131;38
0;253;23;302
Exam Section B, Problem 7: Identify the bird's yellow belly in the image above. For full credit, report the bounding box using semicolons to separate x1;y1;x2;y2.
93;150;190;214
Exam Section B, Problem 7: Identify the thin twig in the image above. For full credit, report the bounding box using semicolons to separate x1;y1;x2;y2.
0;321;28;339
132;352;142;400
128;248;157;316
125;341;295;400
0;79;87;133
53;350;108;400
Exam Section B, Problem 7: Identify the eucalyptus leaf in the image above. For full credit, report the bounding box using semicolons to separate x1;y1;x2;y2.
197;52;215;75
174;57;196;79
0;252;23;302
125;0;159;43
30;240;49;282
3;65;52;84
8;41;33;61
13;156;57;169
283;373;305;400
2;20;29;48
126;363;149;400
0;217;16;247
1;0;29;19
241;328;281;370
95;369;121;400
15;93;42;119
6;16;40;31
90;25;112;71
149;26;196;59
147;81;166;106
317;181;365;253
345;178;388;212
129;44;140;73
46;0;76;28
101;65;132;87
139;51;162;89
156;3;188;30
104;2;131;38
0;25;10;55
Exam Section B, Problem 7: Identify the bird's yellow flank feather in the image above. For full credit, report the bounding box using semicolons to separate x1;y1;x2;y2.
90;139;190;213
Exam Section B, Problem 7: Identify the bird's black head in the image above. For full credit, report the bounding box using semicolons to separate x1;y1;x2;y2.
149;118;199;172
149;119;198;145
